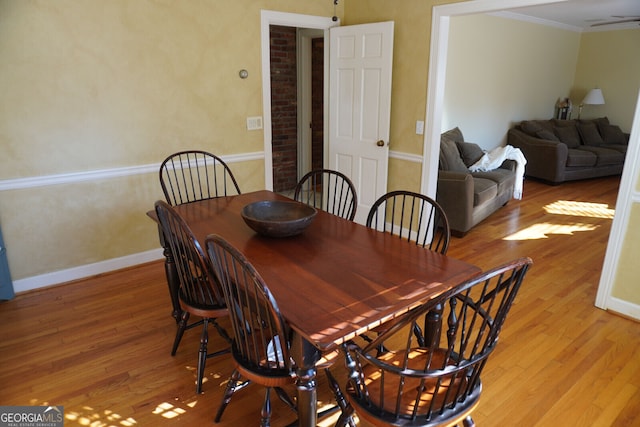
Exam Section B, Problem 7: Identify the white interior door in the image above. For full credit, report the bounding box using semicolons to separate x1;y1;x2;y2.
329;21;394;224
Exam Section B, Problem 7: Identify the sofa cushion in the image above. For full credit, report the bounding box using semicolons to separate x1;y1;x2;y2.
566;149;597;167
441;127;465;143
577;121;604;146
578;146;625;166
471;169;516;195
535;129;559;141
595;116;611;134
600;124;626;145
439;138;469;173
520;120;542;136
520;120;554;137
456;141;485;167
604;144;627;155
553;124;581;148
473;178;498;206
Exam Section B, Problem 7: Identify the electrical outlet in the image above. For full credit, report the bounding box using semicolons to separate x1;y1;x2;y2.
415;120;425;135
247;116;263;131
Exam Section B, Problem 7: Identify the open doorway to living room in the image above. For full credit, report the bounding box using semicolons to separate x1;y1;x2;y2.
428;0;639;319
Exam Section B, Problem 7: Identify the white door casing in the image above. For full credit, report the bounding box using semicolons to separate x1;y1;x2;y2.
297;28;324;182
260;11;338;191
261;13;393;225
329;21;394;225
596;89;640;320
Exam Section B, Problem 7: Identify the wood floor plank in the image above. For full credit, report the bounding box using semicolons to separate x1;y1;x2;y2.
1;176;638;426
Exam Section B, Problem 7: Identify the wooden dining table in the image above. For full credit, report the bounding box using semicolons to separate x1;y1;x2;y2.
148;190;481;427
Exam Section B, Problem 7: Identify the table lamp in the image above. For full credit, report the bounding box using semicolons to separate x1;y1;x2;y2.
578;88;605;119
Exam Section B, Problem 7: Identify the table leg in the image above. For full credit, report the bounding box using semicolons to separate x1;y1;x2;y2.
290;332;320;427
424;302;444;347
156;224;181;322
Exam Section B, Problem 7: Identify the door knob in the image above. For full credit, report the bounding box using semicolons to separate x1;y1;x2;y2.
376;140;385;147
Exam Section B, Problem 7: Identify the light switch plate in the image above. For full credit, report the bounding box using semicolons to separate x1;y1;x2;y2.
415;120;425;135
247;116;263;130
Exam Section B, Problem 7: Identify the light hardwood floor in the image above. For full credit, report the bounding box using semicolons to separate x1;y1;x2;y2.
1;176;638;426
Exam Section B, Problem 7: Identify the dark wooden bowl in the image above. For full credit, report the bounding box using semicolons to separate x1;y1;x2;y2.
241;200;317;238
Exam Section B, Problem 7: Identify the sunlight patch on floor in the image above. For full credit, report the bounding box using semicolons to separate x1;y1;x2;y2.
317;407;359;427
64;406;137;426
504;200;613;241
503;222;598;240
153;401;187;419
544;200;615;219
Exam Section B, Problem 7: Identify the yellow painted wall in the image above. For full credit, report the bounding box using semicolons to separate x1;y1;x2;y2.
0;0;344;280
443;15;640;149
612;203;640;305
572;29;640;132
0;0;343;177
445;14;580;149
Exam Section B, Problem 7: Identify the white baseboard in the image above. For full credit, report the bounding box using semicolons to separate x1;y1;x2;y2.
604;296;640;322
13;249;164;294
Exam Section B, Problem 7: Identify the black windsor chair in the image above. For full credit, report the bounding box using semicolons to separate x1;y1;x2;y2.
154;200;230;394
294;169;358;221
335;257;533;427
206;234;354;427
159;150;241;206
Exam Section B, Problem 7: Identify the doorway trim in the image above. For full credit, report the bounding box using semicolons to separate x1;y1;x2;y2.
260;10;338;190
595;92;640;319
425;0;638;318
297;28;324;182
421;0;566;197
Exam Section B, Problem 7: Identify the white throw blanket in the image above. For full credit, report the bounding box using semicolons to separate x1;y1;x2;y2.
469;145;527;200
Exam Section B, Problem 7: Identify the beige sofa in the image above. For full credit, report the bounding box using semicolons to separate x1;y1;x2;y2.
437;127;516;237
507;117;628;184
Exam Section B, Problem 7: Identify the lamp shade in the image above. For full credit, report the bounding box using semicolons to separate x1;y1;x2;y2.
582;88;605;105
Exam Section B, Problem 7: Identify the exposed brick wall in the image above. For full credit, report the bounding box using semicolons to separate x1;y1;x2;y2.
270;25;298;192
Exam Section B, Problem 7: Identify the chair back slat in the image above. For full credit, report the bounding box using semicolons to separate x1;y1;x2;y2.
366;190;450;255
294;169;358;221
206;234;293;377
154;200;226;309
344;257;532;426
160;150;241;206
